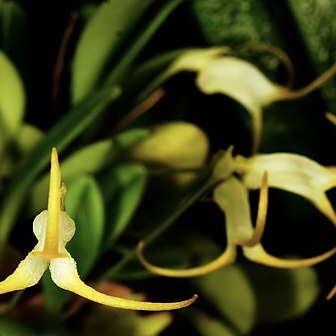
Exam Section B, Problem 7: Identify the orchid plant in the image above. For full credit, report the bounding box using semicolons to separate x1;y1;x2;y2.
0;0;335;334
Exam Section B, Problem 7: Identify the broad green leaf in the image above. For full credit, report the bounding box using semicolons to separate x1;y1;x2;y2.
43;175;105;313
0;316;34;335
287;0;336;111
0;0;27;70
187;310;237;336
16;123;44;154
0;50;25;155
72;0;154;103
0;123;43;178
83;306;172;336
193;0;283;46
99;164;147;245
193;265;256;335
42;271;66;314
113;128;150;148
66;176;105;276
242;264;320;324
0;85;120;259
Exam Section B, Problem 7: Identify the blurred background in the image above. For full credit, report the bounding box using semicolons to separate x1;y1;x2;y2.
0;0;335;335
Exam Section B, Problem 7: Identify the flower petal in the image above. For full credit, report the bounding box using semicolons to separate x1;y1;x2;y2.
239;153;336;225
196;57;282;110
243;244;336;268
0;254;48;293
326;284;336;300
49;257;197;311
196;57;285;151
241;171;269;247
212;146;235;182
137;241;236;277
167;47;228;74
214;177;254;243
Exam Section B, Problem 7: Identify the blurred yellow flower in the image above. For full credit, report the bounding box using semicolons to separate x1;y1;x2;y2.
138;148;336;277
151;47;336;152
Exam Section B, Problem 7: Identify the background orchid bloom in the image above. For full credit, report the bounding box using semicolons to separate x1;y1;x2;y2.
146;47;336;152
0;148;197;311
325;112;336;300
137;148;336;277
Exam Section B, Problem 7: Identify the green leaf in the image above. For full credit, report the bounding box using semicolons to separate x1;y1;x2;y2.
71;0;154;103
104;0;184;87
187;310;237;336
16;123;44;154
287;0;336;111
0;316;34;335
242;264;320;324
193;265;256;335
0;0;28;69
99;164;147;245
30;128;150;214
43;175;105;314
42;271;66;314
0;123;43;179
193;0;283;46
83;306;172;336
0;50;25;155
66;176;105;276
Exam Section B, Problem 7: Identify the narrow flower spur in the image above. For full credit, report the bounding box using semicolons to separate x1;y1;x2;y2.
0;148;197;310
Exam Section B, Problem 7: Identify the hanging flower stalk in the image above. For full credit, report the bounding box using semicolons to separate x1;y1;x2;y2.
138;148;336;277
0;148;197;310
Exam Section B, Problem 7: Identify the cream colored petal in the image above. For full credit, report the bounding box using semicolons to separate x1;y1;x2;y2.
326;284;336;300
0;254;48;293
240;153;336;225
243;244;336;268
137;241;236;278
168;47;229;74
212;146;235;182
196;57;282;110
326;112;336;126
240;171;269;247
214;177;254;243
196;57;280;152
139;48;228;102
49;257;197;311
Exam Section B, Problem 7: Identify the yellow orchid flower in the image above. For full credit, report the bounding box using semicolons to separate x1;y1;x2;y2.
0;148;197;310
137;148;336;277
326;112;336;127
148;47;336;152
325;112;336;300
